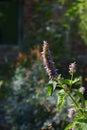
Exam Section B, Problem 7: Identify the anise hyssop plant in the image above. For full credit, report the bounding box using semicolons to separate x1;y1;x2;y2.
41;41;87;130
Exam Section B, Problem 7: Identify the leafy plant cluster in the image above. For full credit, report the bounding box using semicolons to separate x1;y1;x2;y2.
5;61;48;130
47;62;87;130
41;41;87;129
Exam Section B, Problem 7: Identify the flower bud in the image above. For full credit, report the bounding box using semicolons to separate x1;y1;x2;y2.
79;86;85;93
68;108;76;118
69;62;76;73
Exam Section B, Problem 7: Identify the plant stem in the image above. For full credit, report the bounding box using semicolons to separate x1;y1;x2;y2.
68;92;80;109
70;73;73;89
67;92;87;119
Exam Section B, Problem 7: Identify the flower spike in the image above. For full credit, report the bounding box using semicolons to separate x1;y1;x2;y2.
41;41;58;80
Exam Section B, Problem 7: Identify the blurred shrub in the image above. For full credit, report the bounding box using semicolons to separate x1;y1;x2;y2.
5;60;50;130
23;0;69;59
23;0;87;64
3;59;76;130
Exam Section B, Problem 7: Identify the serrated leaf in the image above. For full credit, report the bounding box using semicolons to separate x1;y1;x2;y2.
47;84;53;96
57;89;66;109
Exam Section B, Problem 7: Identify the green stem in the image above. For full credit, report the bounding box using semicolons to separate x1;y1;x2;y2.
68;92;80;109
67;92;87;119
70;73;73;89
69;74;86;118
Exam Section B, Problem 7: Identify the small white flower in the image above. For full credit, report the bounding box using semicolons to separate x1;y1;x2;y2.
69;62;76;73
68;108;76;118
79;86;85;93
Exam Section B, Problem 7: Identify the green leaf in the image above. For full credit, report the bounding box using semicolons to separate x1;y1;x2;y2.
75;113;84;121
63;79;72;86
47;80;57;96
74;115;87;130
72;76;82;85
56;74;62;81
52;81;57;90
85;100;87;109
77;119;87;123
65;119;87;130
75;122;87;130
47;84;53;96
65;122;77;130
57;89;66;109
48;80;57;90
56;74;64;86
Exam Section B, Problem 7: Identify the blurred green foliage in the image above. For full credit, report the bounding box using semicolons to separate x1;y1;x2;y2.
24;0;67;56
24;0;87;62
78;0;87;45
23;0;82;57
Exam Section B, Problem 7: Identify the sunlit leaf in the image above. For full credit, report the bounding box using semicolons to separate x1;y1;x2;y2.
72;76;82;85
63;79;71;86
47;84;53;96
57;89;66;109
65;122;77;130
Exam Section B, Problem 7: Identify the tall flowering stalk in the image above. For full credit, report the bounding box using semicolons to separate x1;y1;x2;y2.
41;41;58;80
41;41;87;130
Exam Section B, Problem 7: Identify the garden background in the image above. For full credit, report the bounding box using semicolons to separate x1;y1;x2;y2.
0;0;87;130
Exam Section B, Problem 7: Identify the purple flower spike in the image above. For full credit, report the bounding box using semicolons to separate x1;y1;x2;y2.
41;41;58;80
69;62;76;73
